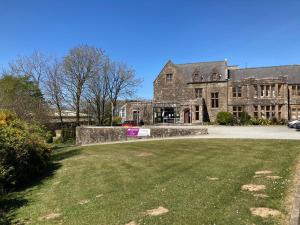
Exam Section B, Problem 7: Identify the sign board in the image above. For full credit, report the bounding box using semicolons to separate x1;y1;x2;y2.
137;128;151;137
127;128;150;137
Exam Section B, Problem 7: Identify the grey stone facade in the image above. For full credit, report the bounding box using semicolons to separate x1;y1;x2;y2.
118;60;300;124
152;59;300;123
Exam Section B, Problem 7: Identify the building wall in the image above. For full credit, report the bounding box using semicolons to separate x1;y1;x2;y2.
188;82;228;121
228;77;289;120
121;101;153;125
154;61;193;103
153;61;299;123
288;84;300;120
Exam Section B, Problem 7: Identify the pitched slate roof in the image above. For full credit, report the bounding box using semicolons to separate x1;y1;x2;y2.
174;60;227;83
229;65;300;84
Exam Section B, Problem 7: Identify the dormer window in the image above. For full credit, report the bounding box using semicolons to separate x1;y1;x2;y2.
211;72;220;81
194;73;199;81
166;73;173;82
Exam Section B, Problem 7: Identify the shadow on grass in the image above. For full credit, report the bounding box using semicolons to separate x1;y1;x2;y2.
51;146;82;161
1;146;82;224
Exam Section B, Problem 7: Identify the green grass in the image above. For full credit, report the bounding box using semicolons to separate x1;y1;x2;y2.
4;139;300;225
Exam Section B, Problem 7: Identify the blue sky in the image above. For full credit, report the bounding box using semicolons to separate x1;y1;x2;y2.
1;0;300;99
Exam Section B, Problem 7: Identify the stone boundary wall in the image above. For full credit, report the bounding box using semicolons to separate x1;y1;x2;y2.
76;126;208;145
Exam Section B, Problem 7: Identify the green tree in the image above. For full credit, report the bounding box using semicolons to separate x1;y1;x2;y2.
0;75;48;123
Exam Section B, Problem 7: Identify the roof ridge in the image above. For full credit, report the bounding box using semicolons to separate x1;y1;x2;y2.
233;64;300;70
175;60;225;66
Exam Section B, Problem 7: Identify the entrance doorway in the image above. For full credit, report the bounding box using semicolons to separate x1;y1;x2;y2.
184;109;191;123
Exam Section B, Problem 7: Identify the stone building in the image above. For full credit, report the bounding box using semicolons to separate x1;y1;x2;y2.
152;59;300;124
119;100;153;125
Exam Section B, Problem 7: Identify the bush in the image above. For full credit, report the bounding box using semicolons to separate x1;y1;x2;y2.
239;112;251;125
112;116;122;126
0;110;51;194
216;112;234;125
0;110;15;126
61;127;76;142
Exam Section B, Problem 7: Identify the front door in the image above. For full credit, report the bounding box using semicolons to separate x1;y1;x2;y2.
184;109;190;123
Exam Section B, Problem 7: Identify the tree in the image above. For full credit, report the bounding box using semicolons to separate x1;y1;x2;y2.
63;45;103;126
0;75;48;123
44;59;65;127
86;56;110;125
107;62;142;125
7;51;49;87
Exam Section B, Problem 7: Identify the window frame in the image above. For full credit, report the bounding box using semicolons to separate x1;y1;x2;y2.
166;73;173;83
195;105;200;120
233;106;243;118
232;86;242;98
211;92;219;108
195;88;203;98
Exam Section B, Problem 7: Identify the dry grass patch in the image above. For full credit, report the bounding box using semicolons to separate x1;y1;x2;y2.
137;152;153;157
78;199;90;205
253;193;269;198
125;221;138;225
38;212;61;221
250;207;281;218
266;175;282;180
255;170;272;175
146;206;169;216
241;184;266;192
207;177;219;181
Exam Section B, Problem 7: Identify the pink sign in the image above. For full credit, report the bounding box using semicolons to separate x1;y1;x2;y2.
127;128;139;137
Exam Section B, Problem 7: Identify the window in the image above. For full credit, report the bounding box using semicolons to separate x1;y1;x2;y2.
261;105;275;119
292;85;297;96
254;85;258;98
278;85;282;97
271;85;275;97
233;86;242;97
195;88;202;98
253;105;258;118
297;85;300;96
265;85;270;97
166;73;173;82
211;92;219;108
291;106;300;120
119;107;126;119
278;105;282;119
132;110;140;124
211;73;220;81
260;85;275;97
261;85;265;97
195;105;200;120
233;106;243;118
193;73;199;82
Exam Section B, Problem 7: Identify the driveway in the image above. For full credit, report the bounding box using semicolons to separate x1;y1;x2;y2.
199;125;300;140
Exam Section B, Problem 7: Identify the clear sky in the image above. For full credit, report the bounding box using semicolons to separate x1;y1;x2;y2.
1;0;300;99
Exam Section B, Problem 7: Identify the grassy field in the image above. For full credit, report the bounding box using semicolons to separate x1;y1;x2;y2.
3;139;300;225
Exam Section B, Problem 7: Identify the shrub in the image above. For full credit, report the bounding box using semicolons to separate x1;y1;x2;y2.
239;112;251;125
61;127;76;142
112;116;122;126
216;112;234;125
0;110;15;126
257;118;272;125
0;111;51;194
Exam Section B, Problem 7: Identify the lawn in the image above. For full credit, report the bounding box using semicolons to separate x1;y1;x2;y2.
3;139;300;225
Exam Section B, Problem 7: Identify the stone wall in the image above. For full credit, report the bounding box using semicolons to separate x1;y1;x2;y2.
76;126;208;145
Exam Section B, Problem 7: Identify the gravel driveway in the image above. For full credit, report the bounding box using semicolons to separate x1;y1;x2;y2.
198;125;300;140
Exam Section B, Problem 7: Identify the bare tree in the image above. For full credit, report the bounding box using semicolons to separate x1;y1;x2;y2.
86;56;110;125
8;51;49;86
63;45;103;126
107;62;142;124
44;59;65;127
